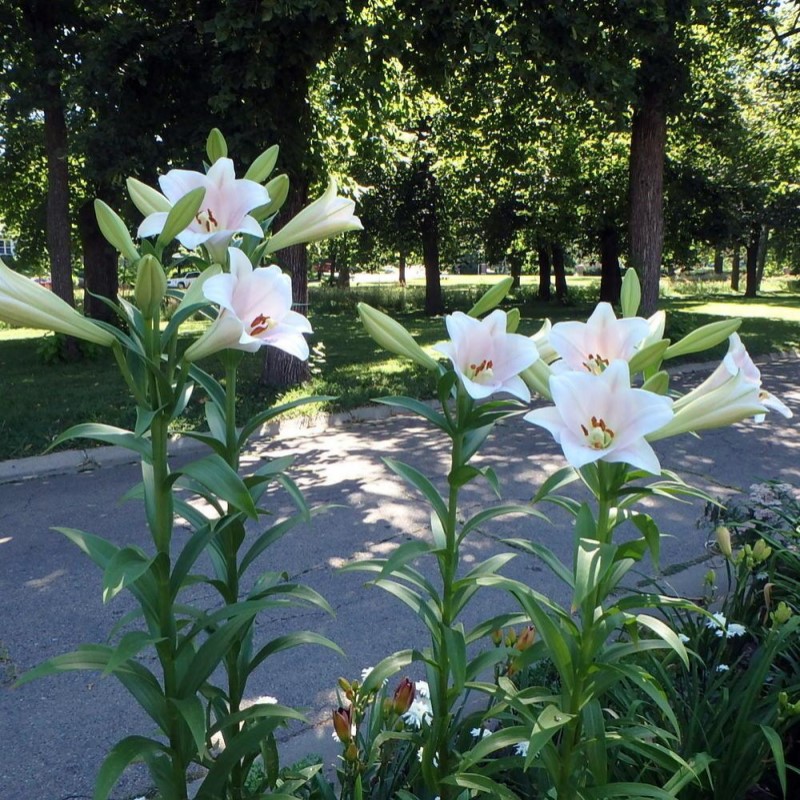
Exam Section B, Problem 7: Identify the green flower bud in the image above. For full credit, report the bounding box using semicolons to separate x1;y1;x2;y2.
771;601;793;626
641;370;670;395
206;128;228;163
94;199;139;263
505;307;521;333
358;302;438;370
134;255;167;318
620;268;641;318
468;276;513;318
628;339;669;376
245;144;279;183
664;318;742;360
251;174;290;222
520;359;553;400
157;187;206;249
715;526;733;559
126;177;172;217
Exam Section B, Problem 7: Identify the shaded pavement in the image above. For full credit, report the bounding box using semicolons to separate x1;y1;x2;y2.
1;356;798;800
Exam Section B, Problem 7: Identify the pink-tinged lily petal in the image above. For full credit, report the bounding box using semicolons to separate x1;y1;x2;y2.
524;359;674;474
433;309;539;401
549;302;651;374
184;248;311;362
139;158;269;258
682;334;792;422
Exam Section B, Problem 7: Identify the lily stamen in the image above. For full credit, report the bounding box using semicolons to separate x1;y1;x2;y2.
195;208;219;233
468;358;494;381
582;353;610;374
581;415;615;449
250;313;275;336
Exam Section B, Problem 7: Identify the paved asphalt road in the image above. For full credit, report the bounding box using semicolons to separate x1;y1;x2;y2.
1;357;798;800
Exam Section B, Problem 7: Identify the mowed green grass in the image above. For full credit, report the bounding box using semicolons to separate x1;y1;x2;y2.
0;274;797;460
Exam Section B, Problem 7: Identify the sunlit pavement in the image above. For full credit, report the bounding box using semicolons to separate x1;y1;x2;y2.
1;356;798;799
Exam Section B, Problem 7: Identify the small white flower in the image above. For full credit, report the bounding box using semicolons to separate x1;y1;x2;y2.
403;697;433;729
756;571;769;581
678;633;690;644
716;663;730;672
415;680;430;698
705;612;727;637
515;740;529;757
726;623;747;638
470;727;493;739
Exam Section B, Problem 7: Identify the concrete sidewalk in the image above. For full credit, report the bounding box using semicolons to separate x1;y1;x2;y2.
1;357;798;800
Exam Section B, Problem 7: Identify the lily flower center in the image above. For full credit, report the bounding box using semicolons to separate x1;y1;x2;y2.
581;415;615;449
249;313;276;337
582;353;610;374
195;208;219;233
468;358;494;383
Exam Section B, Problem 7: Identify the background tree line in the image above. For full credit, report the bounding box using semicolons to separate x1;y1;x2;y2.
1;0;799;378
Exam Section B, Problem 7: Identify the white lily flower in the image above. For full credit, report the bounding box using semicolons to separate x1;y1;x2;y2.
524;359;674;474
264;178;363;254
692;334;792;421
0;259;114;347
649;367;767;441
434;310;539;402
184;249;312;362
549;302;650;374
402;696;433;729
137;158;269;262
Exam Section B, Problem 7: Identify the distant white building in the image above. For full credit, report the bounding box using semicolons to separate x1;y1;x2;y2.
0;229;16;259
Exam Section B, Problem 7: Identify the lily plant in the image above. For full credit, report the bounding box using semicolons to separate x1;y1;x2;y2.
10;129;361;800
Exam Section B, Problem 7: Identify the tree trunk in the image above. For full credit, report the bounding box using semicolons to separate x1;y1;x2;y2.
745;226;760;299
599;226;622;305
756;225;769;290
628;85;667;317
261;185;311;387
398;250;407;286
420;158;443;316
552;242;568;301
509;253;522;291
78;199;119;325
537;243;551;302
337;253;350;288
731;247;741;292
42;82;75;310
20;1;74;309
713;248;724;275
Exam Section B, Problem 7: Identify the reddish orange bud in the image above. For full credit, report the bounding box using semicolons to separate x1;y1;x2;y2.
393;677;415;714
333;706;353;744
516;625;536;651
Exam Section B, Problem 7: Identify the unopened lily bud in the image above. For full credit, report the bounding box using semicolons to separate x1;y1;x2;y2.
134;255;167;318
245;144;279;183
392;678;415;715
358;302;439;370
491;628;503;647
642;370;670;395
337;677;352;695
468;276;513;318
505;307;521;333
206;128;228;163
344;742;359;763
157;186;206;248
333;706;353;744
704;570;716;588
520;359;553;400
515;625;536;651
664;318;742;360
752;539;772;564
628;340;669;376
771;601;793;626
127;177;172;217
94;199;140;263
715;527;733;559
620;268;641;318
505;628;517;647
251;174;290;222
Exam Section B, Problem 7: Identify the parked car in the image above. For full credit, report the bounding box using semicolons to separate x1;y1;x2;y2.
166;271;200;290
32;276;52;290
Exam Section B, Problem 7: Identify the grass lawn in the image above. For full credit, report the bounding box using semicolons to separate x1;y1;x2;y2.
1;274;798;460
